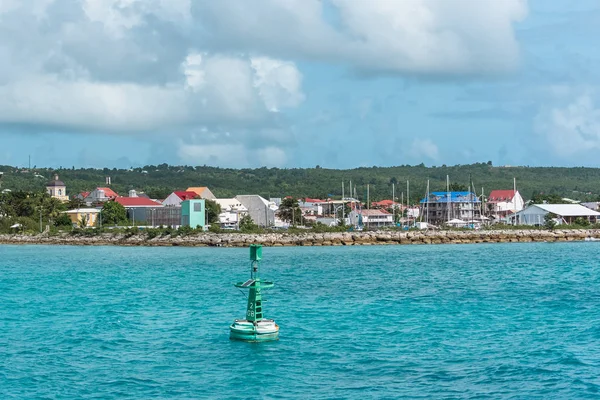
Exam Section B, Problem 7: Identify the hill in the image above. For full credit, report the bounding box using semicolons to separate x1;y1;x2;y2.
1;162;600;203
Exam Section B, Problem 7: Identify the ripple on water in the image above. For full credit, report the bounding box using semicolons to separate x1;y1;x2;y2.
1;243;600;398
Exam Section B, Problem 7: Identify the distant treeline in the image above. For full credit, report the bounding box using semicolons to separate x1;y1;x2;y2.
1;162;600;203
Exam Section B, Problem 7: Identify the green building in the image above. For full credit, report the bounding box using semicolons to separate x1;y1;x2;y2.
181;199;206;229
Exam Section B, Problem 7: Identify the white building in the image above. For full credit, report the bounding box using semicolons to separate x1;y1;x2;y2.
215;198;248;228
348;209;393;228
508;204;600;226
162;191;199;207
487;190;524;219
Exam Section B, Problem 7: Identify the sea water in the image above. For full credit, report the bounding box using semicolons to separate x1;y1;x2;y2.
1;242;600;399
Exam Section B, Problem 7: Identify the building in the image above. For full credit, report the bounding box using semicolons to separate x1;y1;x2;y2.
46;174;68;202
181;199;206;228
487;190;524;220
64;208;100;227
186;187;216;200
215;198;248;229
582;202;600;212
298;198;325;216
83;187;119;204
162;191;199;207
420;191;481;225
348;209;393;228
114;196;163;225
371;200;400;209
508;204;600;226
235;195;276;227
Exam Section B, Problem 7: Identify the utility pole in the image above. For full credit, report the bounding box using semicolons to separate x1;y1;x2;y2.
39;206;42;233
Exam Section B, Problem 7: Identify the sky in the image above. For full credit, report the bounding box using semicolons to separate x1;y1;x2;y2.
0;0;599;169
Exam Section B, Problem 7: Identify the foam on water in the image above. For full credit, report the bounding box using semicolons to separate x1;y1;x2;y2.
1;243;600;398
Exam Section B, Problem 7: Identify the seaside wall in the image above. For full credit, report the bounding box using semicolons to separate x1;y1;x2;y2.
1;229;600;247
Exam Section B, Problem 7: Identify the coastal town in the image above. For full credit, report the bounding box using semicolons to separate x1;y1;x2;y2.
2;171;600;235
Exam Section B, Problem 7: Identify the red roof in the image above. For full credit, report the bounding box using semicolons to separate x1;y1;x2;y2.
174;191;199;201
114;197;162;207
79;191;90;198
488;190;516;202
371;200;398;207
97;187;119;198
304;198;325;203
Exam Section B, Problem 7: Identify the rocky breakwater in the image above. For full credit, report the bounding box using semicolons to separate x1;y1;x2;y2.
1;229;600;247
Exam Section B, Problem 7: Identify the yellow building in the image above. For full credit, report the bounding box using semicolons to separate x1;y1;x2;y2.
46;174;69;202
65;208;100;228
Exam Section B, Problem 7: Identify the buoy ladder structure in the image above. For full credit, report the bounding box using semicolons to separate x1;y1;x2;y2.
229;244;279;342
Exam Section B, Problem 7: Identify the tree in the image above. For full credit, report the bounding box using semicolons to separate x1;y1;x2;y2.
544;212;557;230
78;214;89;229
54;213;72;227
68;197;85;210
204;199;222;224
101;201;127;225
277;197;302;225
449;183;468;191
239;214;258;232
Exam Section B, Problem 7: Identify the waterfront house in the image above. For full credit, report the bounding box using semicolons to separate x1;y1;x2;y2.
64;208;100;227
487;190;524;220
162;191;199;207
298;198;325;216
180;199;206;229
186;187;217;200
114;196;164;225
215;198;248;229
508;204;600;225
348;209;393;228
420;191;481;225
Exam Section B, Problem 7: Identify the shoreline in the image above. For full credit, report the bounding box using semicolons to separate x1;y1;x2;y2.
1;229;600;247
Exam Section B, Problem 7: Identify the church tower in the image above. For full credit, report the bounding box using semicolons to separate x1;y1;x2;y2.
46;174;68;202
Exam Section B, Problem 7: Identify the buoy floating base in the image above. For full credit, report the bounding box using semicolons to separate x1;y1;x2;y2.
229;319;279;342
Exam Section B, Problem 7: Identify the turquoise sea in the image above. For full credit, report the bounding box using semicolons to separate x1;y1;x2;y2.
1;242;600;399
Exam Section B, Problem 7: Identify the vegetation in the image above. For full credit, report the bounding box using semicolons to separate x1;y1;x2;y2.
204;199;222;224
0;190;71;233
3;162;600;205
100;201;127;226
277;197;303;226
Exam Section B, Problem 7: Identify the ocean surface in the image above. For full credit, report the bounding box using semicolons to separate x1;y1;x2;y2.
1;243;600;399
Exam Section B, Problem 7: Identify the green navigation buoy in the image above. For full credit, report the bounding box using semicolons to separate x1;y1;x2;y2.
229;244;279;342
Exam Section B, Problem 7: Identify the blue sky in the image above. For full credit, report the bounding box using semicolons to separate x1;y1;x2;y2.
1;0;599;169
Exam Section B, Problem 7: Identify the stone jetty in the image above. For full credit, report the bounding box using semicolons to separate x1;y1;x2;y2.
1;229;600;247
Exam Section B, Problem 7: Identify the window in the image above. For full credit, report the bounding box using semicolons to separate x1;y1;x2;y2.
194;203;202;212
58;189;62;195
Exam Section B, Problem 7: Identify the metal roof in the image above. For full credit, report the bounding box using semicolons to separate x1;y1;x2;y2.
533;204;600;217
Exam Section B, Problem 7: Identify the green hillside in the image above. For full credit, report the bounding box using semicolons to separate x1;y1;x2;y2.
1;162;599;203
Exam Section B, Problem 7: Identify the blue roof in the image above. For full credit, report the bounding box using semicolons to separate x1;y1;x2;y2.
420;191;480;203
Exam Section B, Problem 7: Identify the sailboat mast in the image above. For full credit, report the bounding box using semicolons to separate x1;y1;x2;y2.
407;180;410;226
446;175;450;223
426;180;430;224
342;181;345;221
392;183;395;225
367;184;370;230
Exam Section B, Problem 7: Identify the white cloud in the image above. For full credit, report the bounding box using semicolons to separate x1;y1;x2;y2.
193;0;527;75
251;57;305;112
535;92;600;155
410;138;439;160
